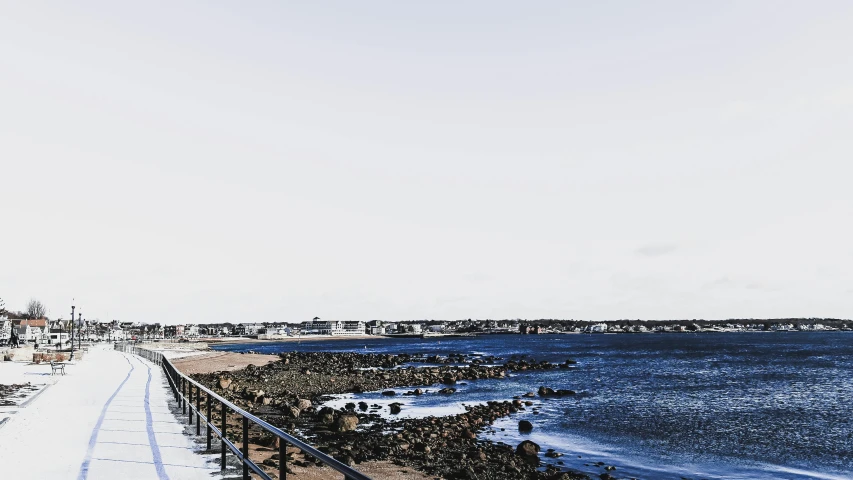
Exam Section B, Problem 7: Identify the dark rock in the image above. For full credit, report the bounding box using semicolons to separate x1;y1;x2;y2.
516;440;540;465
335;414;359;432
538;386;556;396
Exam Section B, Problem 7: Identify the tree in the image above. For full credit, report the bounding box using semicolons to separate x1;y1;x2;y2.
26;298;47;319
0;296;5;315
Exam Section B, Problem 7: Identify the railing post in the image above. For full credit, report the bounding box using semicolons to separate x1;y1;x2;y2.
242;416;249;480
182;378;186;415
280;437;287;479
206;393;212;451
171;365;178;400
221;401;226;471
189;384;194;425
196;386;201;436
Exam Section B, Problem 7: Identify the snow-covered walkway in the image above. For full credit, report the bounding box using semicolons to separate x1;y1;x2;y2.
0;345;221;479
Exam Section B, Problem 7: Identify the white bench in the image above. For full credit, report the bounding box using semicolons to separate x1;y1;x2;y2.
50;361;66;375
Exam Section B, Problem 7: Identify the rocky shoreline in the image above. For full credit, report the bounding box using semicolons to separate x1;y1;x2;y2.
191;351;593;480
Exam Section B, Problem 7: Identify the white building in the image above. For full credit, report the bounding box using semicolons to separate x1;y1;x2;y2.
308;320;366;336
235;323;264;336
0;317;11;343
46;331;71;345
585;323;608;333
265;326;292;335
185;324;200;337
16;325;36;343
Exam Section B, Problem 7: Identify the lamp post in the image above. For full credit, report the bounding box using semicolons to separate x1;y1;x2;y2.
76;312;82;352
66;304;75;353
70;308;76;361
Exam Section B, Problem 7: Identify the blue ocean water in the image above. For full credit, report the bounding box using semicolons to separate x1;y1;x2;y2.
213;333;853;479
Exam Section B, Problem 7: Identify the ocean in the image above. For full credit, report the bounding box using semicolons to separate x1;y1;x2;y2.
212;332;853;479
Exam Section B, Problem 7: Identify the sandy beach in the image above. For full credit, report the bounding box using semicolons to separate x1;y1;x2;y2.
170;350;279;375
207;334;383;345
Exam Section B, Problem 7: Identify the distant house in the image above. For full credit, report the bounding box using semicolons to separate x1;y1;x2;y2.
234;323;264;336
0;317;11;344
264;325;290;336
164;325;185;338
47;328;71;345
185;324;200;337
519;324;543;334
584;323;607;333
13;319;48;343
14;325;32;343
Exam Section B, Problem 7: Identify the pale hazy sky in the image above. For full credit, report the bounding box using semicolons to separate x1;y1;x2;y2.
1;1;852;324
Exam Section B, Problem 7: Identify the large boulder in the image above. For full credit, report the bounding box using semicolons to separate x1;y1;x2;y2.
318;406;335;425
218;377;232;390
516;440;540;465
538;386;555;396
296;398;312;410
335;414;359;432
518;420;533;431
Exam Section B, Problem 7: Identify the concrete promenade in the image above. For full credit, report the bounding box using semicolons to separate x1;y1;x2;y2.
0;344;221;479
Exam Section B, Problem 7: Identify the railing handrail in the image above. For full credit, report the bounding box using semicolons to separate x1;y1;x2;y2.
115;341;371;480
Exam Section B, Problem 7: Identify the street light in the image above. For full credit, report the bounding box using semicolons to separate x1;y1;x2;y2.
74;312;81;355
70;308;76;361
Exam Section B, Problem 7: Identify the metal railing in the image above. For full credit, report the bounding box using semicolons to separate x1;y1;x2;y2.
115;342;371;480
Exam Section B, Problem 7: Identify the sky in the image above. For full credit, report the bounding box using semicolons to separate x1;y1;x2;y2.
1;1;852;324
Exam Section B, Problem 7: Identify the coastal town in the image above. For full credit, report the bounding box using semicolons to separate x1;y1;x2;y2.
2;312;851;347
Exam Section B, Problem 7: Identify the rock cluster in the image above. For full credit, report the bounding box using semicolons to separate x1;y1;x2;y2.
192;351;517;411
310;400;588;480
